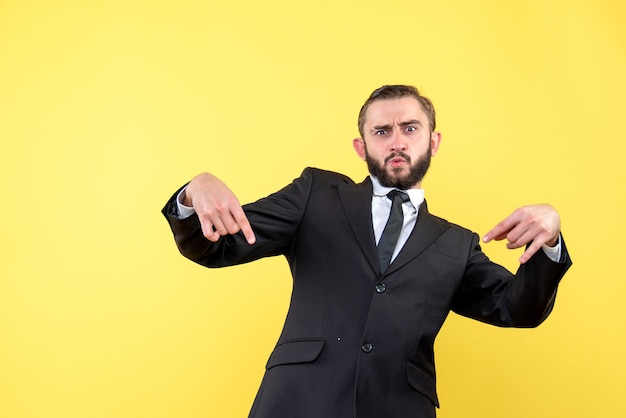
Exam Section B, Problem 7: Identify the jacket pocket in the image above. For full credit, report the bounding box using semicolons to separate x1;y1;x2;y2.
266;339;326;370
407;361;440;408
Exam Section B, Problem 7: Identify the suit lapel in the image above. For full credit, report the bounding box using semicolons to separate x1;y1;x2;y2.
383;200;451;277
337;177;379;275
337;181;451;277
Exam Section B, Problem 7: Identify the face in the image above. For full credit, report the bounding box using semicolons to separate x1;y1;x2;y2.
353;97;442;189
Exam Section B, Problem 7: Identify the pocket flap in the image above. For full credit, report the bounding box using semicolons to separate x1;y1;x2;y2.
266;339;326;370
407;361;440;408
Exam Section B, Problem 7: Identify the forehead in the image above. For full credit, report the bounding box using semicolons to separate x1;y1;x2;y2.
364;97;428;126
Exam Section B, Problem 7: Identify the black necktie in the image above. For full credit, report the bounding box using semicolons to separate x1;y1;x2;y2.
378;190;410;273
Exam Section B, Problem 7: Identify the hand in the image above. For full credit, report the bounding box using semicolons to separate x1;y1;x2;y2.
183;172;256;245
482;204;560;264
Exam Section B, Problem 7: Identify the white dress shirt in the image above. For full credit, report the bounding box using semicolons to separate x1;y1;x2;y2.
371;176;424;263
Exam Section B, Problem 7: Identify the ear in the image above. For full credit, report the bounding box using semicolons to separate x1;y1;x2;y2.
430;131;442;156
353;137;367;160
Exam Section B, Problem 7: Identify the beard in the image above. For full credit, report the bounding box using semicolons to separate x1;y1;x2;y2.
365;146;432;190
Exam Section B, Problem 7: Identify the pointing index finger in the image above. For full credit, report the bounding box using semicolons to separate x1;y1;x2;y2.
231;206;256;245
483;216;515;243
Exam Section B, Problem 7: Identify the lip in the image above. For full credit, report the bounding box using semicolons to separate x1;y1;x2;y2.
387;157;407;166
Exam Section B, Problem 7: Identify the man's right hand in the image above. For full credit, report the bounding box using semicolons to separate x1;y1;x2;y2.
183;172;256;245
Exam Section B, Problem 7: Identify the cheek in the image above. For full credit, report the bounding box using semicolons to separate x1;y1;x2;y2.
373;143;390;156
375;149;388;160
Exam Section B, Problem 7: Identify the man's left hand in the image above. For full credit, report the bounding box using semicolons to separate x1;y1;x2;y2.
483;204;561;264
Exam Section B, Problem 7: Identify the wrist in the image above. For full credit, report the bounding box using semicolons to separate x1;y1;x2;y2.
546;233;560;248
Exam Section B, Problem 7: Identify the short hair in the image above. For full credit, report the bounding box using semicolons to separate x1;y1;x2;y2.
357;85;436;137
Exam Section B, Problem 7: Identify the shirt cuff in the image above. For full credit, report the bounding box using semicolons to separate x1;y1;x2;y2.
176;186;196;219
541;235;562;262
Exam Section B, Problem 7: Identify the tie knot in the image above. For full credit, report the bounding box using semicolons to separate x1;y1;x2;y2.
387;190;410;204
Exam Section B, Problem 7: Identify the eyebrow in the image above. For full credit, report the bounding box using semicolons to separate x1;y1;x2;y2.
371;124;393;131
371;120;423;131
399;119;422;127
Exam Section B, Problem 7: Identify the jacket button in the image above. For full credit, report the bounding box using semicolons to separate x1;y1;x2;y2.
361;343;373;353
375;283;386;293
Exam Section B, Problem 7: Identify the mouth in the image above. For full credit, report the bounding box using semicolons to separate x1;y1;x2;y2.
385;153;409;168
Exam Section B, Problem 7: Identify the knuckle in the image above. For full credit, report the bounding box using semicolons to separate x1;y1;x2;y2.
202;228;216;240
198;212;212;223
214;202;229;214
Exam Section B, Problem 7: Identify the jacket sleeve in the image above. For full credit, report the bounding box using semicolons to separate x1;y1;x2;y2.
451;233;572;327
161;168;315;268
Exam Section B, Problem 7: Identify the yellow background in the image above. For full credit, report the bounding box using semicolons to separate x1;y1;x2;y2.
1;0;625;417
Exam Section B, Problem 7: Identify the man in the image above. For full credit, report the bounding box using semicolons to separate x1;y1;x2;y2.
162;85;571;418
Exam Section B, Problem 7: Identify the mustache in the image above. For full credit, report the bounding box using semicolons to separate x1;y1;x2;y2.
384;152;412;165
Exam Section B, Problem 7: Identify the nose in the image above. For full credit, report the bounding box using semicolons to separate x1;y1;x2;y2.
390;130;407;151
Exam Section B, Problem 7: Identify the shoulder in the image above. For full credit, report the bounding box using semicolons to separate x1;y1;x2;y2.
300;167;356;186
265;167;358;201
422;204;477;241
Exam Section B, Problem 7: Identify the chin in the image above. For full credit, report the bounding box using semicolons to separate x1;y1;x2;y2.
388;168;408;178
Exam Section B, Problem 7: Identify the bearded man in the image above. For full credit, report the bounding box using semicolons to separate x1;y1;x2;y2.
162;85;571;418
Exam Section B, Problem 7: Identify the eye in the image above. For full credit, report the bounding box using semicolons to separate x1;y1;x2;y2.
405;126;416;132
375;130;387;135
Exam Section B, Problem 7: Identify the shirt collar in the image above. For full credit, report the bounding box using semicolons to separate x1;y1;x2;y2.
370;175;425;208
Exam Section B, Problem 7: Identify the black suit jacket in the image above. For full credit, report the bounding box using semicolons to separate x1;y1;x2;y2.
162;167;571;418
